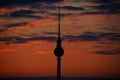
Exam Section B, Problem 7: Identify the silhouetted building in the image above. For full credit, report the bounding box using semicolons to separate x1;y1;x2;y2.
54;2;64;80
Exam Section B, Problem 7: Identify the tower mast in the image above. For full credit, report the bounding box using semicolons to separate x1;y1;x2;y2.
58;4;60;39
54;1;64;80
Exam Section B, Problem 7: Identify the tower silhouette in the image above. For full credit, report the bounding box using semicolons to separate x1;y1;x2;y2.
54;2;64;80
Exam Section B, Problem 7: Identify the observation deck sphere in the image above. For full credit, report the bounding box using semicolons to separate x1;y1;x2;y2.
54;47;64;57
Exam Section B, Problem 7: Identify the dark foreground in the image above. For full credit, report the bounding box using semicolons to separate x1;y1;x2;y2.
0;77;120;80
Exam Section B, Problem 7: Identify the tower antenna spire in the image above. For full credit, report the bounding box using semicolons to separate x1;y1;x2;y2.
58;4;60;39
54;1;64;80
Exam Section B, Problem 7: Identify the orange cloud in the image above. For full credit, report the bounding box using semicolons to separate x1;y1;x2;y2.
28;17;56;27
16;41;48;46
37;51;48;55
5;23;30;31
0;42;6;46
15;24;30;29
0;49;16;53
0;7;8;11
5;17;56;32
0;19;4;22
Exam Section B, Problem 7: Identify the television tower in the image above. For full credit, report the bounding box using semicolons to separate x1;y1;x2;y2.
54;2;64;80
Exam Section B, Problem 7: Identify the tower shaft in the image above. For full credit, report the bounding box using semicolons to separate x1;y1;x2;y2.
57;57;61;80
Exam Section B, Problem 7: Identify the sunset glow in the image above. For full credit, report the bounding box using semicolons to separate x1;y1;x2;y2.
0;0;120;78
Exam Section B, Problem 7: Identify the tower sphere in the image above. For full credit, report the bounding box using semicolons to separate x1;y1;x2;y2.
54;47;64;57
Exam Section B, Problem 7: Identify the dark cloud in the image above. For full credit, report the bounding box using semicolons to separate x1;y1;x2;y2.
99;26;120;32
0;36;57;44
81;12;106;15
91;0;120;4
94;4;120;10
87;0;120;14
0;36;26;44
63;32;120;41
63;32;98;41
0;32;120;44
49;10;119;18
9;9;43;18
108;34;120;40
91;3;120;13
0;0;62;7
0;22;28;32
96;51;120;55
62;6;85;11
6;22;27;27
86;0;119;5
0;29;5;32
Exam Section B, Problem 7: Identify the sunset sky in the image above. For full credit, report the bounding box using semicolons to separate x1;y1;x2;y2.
0;0;120;78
